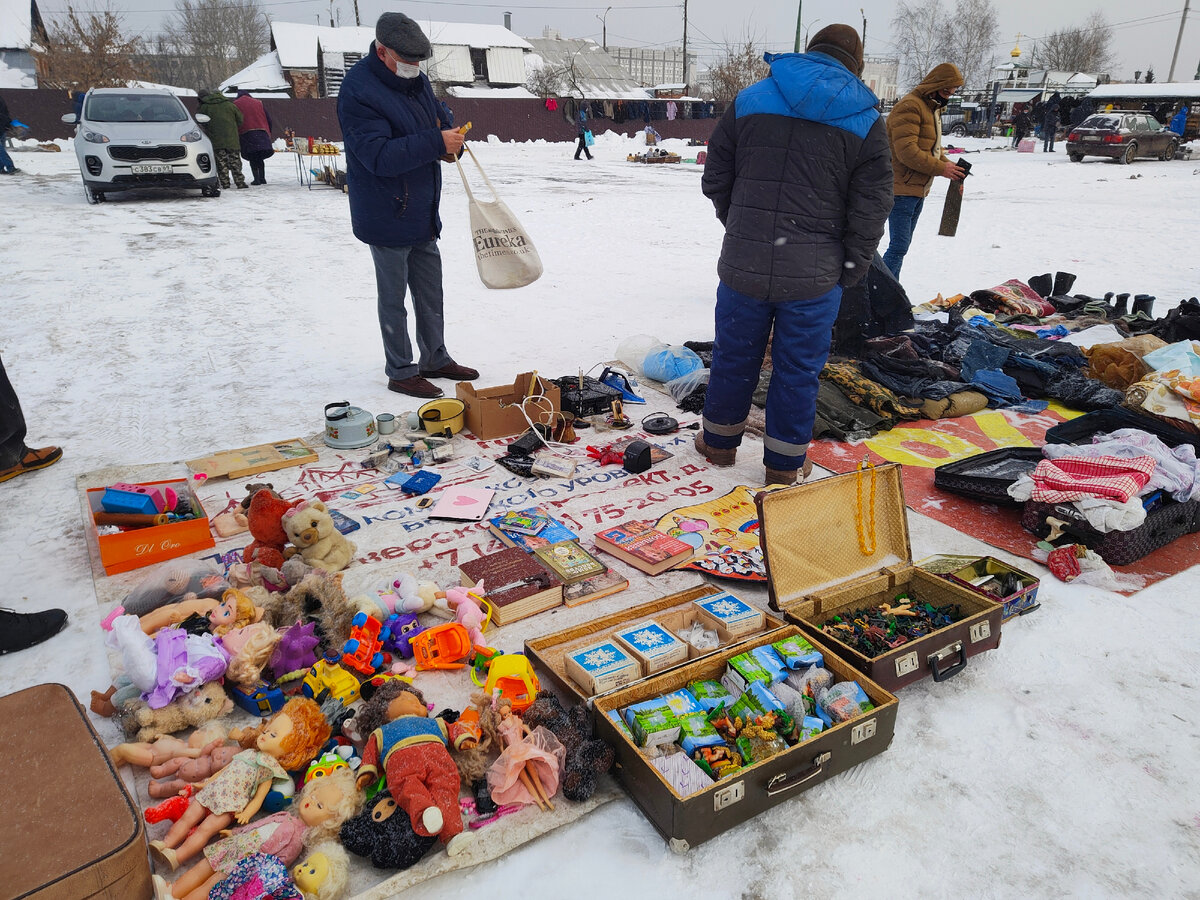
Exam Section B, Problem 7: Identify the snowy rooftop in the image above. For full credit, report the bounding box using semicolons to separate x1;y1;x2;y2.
0;0;33;48
219;50;290;93
446;84;537;99
1090;81;1200;100
0;56;35;88
525;38;650;101
271;19;530;69
127;80;196;97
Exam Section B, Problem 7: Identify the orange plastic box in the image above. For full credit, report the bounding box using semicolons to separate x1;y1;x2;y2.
87;478;214;575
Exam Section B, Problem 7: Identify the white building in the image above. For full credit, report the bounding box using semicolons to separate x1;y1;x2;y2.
0;0;45;88
608;46;696;89
862;57;898;102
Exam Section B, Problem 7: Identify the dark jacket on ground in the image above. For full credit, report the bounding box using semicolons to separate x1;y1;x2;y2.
701;51;893;302
338;45;455;248
196;91;243;151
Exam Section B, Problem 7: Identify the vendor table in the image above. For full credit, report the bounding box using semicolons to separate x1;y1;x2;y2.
293;147;347;191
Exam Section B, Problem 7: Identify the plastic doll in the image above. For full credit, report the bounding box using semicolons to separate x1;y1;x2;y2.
120;560;230;618
481;696;563;811
156;768;359;900
353;682;474;857
210;589;280;687
108;721;228;769
149;742;242;799
290;841;350;900
149;697;331;871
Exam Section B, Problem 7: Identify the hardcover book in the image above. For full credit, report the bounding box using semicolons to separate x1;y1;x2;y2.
562;568;630;607
495;510;549;536
459;546;563;626
487;506;578;552
593;520;694;575
533;541;607;585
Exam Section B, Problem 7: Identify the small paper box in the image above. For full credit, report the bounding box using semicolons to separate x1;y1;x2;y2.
692;591;764;639
622;698;680;748
457;372;561;440
565;639;642;695
612;620;689;674
87;479;214;576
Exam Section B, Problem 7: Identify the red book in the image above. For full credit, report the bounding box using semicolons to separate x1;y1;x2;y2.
593;520;694;576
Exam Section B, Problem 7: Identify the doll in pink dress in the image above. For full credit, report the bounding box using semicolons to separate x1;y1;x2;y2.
149;697;331;871
154;768;360;900
484;697;564;811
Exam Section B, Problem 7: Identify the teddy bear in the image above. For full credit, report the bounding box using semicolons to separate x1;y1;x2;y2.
339;790;438;870
282;500;357;573
115;681;234;743
521;690;615;802
260;569;366;657
244;488;302;570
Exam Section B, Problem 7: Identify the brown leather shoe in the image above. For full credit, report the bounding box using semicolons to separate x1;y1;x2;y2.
419;362;480;380
388;376;443;399
0;445;63;484
764;458;814;487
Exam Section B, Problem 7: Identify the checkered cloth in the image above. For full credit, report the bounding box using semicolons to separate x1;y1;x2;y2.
1030;455;1157;503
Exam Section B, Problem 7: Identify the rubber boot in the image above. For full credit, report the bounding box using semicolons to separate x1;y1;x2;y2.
1027;273;1053;298
1052;271;1077;296
1112;293;1130;317
1132;295;1155;317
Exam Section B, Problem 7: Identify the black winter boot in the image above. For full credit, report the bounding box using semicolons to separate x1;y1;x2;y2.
1027;273;1053;298
1112;293;1130;317
472;778;496;815
1132;295;1155;317
1052;272;1077;296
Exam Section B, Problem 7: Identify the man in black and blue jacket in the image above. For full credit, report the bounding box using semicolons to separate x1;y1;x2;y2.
338;12;479;399
697;24;893;485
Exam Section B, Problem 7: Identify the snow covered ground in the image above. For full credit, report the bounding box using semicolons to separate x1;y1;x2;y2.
2;132;1199;898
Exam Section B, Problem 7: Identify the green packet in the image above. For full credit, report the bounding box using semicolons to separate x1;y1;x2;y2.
687;678;733;712
771;635;824;670
625;698;681;748
724;651;773;693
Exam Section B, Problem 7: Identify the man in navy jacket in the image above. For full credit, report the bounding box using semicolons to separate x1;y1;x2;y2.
697;24;893;486
338;13;478;399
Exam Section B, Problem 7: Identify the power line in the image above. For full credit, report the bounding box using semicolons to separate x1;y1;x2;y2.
43;0;677;12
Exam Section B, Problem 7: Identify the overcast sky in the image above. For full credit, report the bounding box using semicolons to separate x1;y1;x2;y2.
43;0;1200;82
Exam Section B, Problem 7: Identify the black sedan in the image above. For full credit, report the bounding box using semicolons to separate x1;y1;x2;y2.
1066;111;1180;164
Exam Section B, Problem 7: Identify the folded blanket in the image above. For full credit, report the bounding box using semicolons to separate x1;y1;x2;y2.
1030;455;1157;503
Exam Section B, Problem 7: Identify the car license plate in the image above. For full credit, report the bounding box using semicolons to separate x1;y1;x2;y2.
1083;136;1100;142
131;164;172;174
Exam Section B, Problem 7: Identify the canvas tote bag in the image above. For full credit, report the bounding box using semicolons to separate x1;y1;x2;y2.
454;145;543;289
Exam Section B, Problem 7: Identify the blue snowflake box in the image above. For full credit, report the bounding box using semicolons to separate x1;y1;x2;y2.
565;639;643;695
693;591;765;639
612;620;689;674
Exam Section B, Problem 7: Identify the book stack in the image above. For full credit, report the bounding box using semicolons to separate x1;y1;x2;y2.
488;507;579;552
459;546;564;626
593;520;695;576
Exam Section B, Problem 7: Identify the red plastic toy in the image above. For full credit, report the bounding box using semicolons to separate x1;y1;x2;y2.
341;612;390;675
144;785;194;824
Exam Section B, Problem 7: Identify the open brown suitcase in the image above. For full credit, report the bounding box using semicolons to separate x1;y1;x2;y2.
757;463;1003;692
0;683;152;900
593;625;898;850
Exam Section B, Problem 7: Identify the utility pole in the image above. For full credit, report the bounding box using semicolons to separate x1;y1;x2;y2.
861;8;866;54
793;0;803;52
353;0;360;26
1169;0;1190;82
681;0;689;90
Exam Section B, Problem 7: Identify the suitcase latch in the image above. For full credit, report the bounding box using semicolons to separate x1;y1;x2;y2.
969;620;991;643
850;718;876;745
713;780;744;810
895;651;919;678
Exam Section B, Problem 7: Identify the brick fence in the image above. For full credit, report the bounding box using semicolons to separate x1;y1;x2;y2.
2;88;719;144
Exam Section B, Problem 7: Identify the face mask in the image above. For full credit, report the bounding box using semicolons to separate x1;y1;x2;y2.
394;61;421;79
932;93;950;108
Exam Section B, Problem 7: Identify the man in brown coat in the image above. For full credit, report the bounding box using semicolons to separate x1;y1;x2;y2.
882;63;966;279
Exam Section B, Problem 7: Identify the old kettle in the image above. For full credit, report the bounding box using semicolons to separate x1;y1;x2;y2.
324;401;377;449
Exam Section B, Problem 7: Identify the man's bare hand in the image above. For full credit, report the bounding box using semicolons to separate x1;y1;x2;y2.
442;129;465;155
942;161;966;180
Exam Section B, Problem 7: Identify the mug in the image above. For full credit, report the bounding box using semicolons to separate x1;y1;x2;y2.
376;413;396;435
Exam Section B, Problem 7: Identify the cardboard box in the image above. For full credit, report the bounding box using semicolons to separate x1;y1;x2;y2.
757;463;1003;692
612;620;689;674
87;478;214;576
692;591;765;639
593;626;898;849
564;639;642;695
525;583;785;706
915;554;1040;621
456;372;561;440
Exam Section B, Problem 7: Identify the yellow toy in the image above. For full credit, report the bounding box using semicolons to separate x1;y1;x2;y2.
476;653;540;713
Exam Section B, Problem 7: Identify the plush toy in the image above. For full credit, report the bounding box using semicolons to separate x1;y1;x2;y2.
353;682;474;857
269;621;321;678
148;740;241;798
282;501;357;573
261;570;365;656
366;571;439;617
244;490;301;570
339;793;438;870
521;691;615;802
439;586;489;648
116;681;234;743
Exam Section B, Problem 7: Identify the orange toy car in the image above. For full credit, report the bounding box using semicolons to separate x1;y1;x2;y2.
411;622;473;671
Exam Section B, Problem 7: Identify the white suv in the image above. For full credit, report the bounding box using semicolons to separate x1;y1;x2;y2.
62;87;221;203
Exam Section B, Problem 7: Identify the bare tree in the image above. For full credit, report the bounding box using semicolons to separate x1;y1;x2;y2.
1036;11;1116;74
33;4;148;91
160;0;270;92
708;40;770;104
940;0;999;90
891;0;951;90
526;57;567;99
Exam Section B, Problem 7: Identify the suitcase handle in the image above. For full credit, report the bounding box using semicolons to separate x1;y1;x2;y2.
765;751;831;796
928;641;967;682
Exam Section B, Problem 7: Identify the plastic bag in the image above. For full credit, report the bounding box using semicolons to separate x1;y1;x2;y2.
616;335;666;376
817;681;872;723
667;368;709;403
120;559;230;618
643;345;704;383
